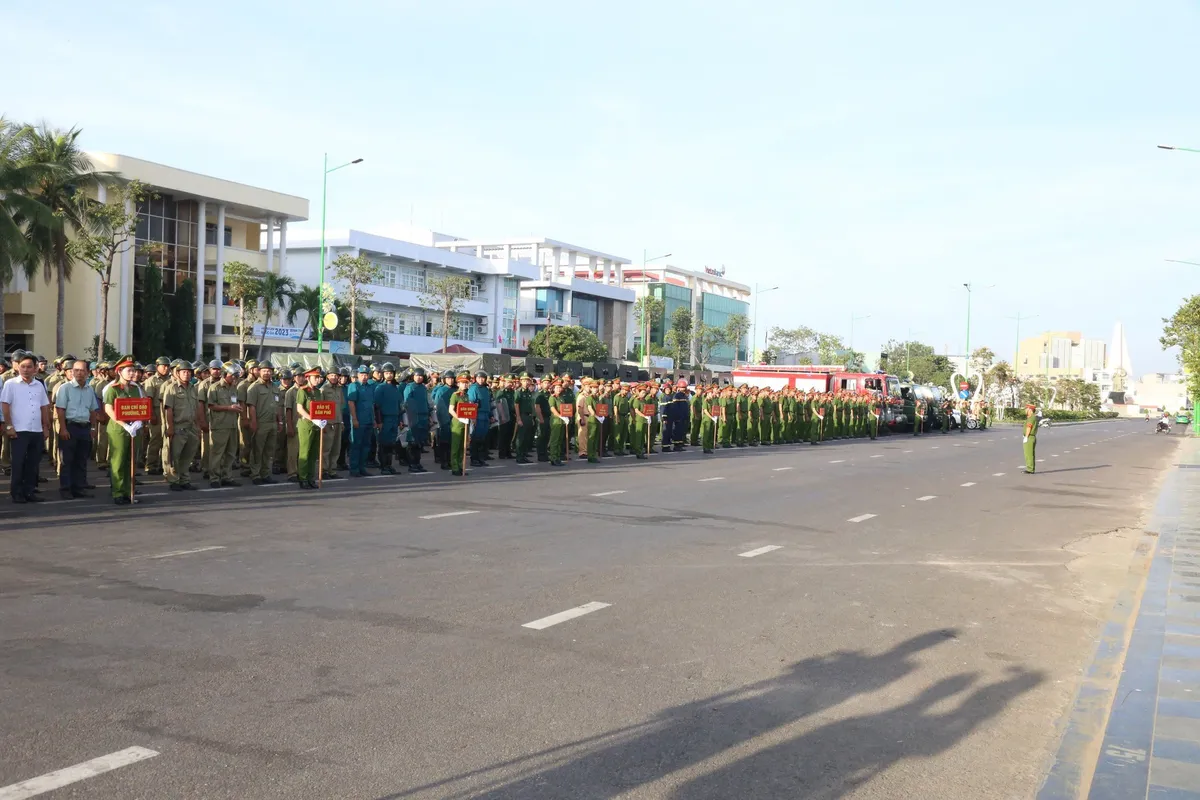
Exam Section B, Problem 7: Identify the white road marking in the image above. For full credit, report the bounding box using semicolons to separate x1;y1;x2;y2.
772;467;793;471
516;461;537;466
1037;459;1045;462
1051;454;1059;458
698;476;725;482
931;446;940;449
148;546;226;559
591;490;626;496
870;454;883;458
917;495;936;501
993;472;1006;477
961;482;976;487
0;746;159;799
828;460;845;464
953;444;961;447
738;545;783;558
199;486;234;492
847;513;877;523
903;450;913;453
522;601;610;630
419;510;479;520
260;481;292;488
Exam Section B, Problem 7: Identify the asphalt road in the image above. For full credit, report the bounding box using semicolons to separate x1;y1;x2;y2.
0;418;1180;799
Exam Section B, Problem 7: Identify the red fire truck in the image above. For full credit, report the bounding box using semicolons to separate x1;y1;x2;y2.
730;365;908;429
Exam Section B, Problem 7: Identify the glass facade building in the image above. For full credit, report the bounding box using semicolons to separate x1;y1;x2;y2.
645;283;748;365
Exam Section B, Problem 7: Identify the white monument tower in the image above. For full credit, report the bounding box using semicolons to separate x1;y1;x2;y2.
1108;321;1133;398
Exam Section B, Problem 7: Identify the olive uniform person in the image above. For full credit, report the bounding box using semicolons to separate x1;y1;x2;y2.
163;360;204;491
294;366;325;489
245;363;281;485
1022;403;1039;474
206;364;244;488
448;372;473;476
102;355;143;505
513;373;536;464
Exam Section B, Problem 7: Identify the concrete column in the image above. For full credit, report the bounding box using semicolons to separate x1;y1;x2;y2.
476;245;483;257
551;246;562;281
265;216;275;274
95;184;107;336
530;244;539;269
502;243;511;261
278;219;288;277
567;250;577;282
214;204;227;333
195;200;207;358
603;258;613;285
616;261;624;285
117;194;134;351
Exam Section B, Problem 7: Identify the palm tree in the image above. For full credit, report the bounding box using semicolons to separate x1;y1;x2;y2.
256;271;296;358
0;119;54;347
285;283;322;342
23;124;112;354
353;309;388;356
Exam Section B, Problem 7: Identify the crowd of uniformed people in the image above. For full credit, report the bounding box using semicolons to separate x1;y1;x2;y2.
0;349;997;506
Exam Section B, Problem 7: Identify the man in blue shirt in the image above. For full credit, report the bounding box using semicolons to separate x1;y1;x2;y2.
345;366;377;477
53;358;100;499
403;367;431;473
466;370;492;467
375;363;402;474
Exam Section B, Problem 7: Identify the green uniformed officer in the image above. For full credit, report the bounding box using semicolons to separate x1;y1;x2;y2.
143;356;171;475
205;364;243;488
534;376;552;463
548;379;572;466
513;373;536;464
1023;403;1039;474
102;355;143;505
245;362;281;484
449;372;473;475
163;360;203;491
293;366;324;489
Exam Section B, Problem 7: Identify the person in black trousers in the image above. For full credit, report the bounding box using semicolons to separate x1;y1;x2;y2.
54;359;100;499
1;352;51;504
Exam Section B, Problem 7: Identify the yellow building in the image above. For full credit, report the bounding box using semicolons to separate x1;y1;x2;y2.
1015;330;1107;379
3;153;308;361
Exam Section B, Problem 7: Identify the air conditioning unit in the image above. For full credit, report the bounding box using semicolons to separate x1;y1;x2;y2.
478;318;489;334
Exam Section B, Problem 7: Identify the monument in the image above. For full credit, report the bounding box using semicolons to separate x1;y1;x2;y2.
1108;321;1132;404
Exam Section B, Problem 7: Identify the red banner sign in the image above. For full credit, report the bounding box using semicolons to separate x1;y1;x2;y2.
113;397;152;423
558;403;574;418
309;400;336;421
643;404;656;416
594;403;610;417
456;402;479;420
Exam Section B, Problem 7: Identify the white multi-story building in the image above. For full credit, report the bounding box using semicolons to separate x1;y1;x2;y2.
435;236;635;358
617;263;752;366
280;230;538;355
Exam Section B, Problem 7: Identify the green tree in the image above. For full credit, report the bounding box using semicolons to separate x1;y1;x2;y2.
816;333;846;365
694;322;727;366
255;271;296;358
844;350;866;371
69;179;148;361
767;325;818;356
723;313;751;366
286;283;322;342
419;274;473;353
632;294;665;364
84;335;120;362
528;325;608;361
222;260;261;359
167;278;196;358
969;346;996;375
663;306;693;368
138;261;167;360
329;253;383;355
23;124;113;354
1161;294;1200;405
0;119;54;347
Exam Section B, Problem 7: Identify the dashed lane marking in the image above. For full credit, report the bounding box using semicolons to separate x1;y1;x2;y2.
522;601;611;630
198;486;234;492
591;490;626;496
1037;459;1045;462
828;460;845;464
931;446;940;449
993;472;1006;477
847;513;877;523
738;545;783;558
961;482;976;487
1051;454;1059;457
870;454;883;458
917;495;937;501
148;546;226;559
419;510;480;520
0;746;160;800
903;450;913;453
772;467;793;471
698;477;725;482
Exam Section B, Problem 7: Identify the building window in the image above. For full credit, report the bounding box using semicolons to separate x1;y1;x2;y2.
377;261;398;289
204;223;232;247
455;317;476;340
401;266;425;293
574;295;599;332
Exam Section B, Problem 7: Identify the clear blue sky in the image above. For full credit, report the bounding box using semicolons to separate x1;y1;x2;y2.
6;0;1199;373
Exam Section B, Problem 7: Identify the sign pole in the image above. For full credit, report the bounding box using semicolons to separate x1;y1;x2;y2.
130;429;136;506
318;427;324;488
463;421;470;476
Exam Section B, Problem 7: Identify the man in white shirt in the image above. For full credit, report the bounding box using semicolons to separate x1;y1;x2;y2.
1;351;51;503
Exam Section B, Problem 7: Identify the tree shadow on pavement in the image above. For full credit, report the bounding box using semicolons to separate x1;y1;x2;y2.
380;628;1042;800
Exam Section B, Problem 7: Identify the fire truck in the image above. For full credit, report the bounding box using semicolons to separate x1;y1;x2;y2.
730;365;908;430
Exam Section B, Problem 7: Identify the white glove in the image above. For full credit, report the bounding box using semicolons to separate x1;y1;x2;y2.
314;419;328;430
121;423;135;436
596;416;606;423
1022;436;1028;443
131;420;144;435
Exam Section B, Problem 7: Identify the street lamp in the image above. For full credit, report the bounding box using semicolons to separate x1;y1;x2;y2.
753;283;780;363
1158;144;1200;153
640;250;671;368
963;283;994;370
1005;312;1038;372
849;313;871;352
317;153;364;355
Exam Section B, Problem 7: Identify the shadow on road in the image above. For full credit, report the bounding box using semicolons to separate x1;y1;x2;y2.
380;628;1044;800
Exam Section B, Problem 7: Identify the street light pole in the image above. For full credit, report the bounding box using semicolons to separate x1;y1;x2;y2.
317;153;364;355
1160;143;1200;433
753;283;780;363
1005;312;1038;371
640;250;671;368
962;283;994;375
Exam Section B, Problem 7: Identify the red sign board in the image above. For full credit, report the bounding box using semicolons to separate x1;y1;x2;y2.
594;403;610;417
558;403;574;418
456;402;479;420
643;404;656;416
309;400;336;421
113;397;152;423
959;381;970;391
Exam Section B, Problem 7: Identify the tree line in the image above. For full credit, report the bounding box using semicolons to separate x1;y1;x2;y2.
629;296;751;367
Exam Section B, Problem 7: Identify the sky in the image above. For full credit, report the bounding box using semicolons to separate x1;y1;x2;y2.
5;0;1200;373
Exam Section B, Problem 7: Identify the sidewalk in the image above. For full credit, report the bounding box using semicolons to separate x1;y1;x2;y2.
1040;436;1200;799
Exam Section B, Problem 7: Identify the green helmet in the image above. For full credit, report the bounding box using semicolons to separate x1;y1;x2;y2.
155;356;171;367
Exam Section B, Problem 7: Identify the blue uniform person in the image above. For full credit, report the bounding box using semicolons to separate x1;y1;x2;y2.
466;371;492;467
345;365;377;477
664;378;691;452
403;367;431;473
431;371;455;470
375;364;402;474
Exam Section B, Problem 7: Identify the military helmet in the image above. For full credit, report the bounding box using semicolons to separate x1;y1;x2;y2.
289;361;302;370
155;356;172;367
382;362;396;372
209;359;223;369
258;361;274;371
412;367;426;377
280;368;293;380
245;359;258;369
475;370;488;379
223;361;240;375
339;366;351;377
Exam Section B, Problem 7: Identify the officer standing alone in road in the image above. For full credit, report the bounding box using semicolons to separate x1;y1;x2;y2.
1023;403;1039;474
